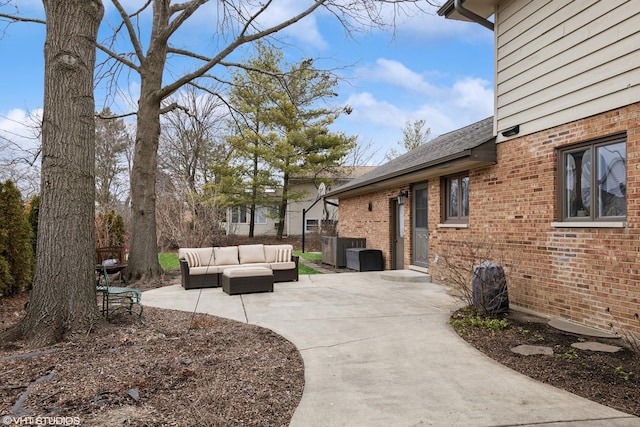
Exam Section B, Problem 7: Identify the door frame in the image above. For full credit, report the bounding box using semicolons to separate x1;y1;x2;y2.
390;196;405;270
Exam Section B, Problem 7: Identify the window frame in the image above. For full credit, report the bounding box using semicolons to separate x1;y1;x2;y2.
231;206;269;224
557;133;627;223
305;218;320;232
442;172;469;224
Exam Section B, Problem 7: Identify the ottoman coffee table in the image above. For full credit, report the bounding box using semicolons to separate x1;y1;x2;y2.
222;267;274;295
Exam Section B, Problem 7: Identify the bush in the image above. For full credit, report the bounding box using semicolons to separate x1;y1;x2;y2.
0;180;34;296
96;210;126;248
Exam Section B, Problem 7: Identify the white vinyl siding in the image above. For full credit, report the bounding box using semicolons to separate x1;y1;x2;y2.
495;0;640;141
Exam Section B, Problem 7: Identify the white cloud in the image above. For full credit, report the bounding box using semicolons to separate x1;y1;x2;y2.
357;59;440;95
344;92;406;128
450;77;494;117
0;108;42;197
0;109;41;152
334;71;494;164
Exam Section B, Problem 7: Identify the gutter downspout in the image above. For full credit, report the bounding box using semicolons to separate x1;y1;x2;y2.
454;0;494;31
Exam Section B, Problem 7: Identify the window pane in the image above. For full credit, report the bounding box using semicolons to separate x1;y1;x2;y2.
306;219;319;232
448;178;458;218
240;206;247;223
415;188;428;228
461;176;469;217
597;142;626;217
255;206;267;224
564;149;590;218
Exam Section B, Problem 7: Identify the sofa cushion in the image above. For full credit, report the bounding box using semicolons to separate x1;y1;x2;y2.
265;244;293;263
188;266;225;275
237;262;270;270
183;251;200;268
214;246;239;266
238;244;266;264
270;261;296;270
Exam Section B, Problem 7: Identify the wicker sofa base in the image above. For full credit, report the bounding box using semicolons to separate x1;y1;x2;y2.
222;269;274;295
182;273;220;290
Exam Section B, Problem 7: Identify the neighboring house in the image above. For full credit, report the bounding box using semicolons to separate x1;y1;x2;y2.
327;0;640;336
225;166;375;237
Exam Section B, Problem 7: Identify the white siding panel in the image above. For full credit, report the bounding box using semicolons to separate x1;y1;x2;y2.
497;0;559;52
495;0;640;138
508;85;640;139
499;12;640;95
498;0;614;77
499;32;640;108
500;73;640;126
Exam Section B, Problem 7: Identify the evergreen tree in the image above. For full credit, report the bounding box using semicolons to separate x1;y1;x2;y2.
271;59;355;238
0;180;34;296
228;46;355;238
227;43;282;237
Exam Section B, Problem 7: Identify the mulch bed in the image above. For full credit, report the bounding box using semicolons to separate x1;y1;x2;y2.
454;309;640;416
1;274;304;426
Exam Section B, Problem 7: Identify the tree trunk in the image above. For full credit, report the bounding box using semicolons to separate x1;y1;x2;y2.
276;173;289;239
126;1;169;280
1;0;104;347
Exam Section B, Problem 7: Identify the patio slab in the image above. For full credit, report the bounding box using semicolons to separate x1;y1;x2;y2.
143;272;640;427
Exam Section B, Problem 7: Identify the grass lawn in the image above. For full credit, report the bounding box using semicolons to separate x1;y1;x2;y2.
160;251;321;275
159;252;180;270
294;251;321;275
294;251;322;261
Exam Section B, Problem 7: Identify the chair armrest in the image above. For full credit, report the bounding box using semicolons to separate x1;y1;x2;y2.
179;258;191;288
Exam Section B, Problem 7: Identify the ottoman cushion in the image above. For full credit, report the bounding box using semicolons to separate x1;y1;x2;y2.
222;267;273;295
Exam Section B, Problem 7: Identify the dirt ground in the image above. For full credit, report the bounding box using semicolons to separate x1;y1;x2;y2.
0;274;304;426
2;268;640;424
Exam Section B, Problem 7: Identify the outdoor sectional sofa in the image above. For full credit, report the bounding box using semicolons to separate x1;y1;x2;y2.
178;244;299;290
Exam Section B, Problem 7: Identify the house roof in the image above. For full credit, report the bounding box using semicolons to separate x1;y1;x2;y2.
325;116;496;199
437;0;495;21
290;166;377;183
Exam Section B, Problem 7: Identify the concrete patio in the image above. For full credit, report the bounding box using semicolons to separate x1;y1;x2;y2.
143;272;640;426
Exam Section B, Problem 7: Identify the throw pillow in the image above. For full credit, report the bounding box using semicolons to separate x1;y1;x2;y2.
275;248;291;263
184;251;200;267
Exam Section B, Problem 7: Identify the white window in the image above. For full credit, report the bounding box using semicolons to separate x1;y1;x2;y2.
231;206;269;224
305;219;319;232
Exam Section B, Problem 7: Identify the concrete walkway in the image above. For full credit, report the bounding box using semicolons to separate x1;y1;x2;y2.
143;272;640;427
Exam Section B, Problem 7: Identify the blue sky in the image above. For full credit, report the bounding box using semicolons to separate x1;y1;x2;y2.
0;1;494;168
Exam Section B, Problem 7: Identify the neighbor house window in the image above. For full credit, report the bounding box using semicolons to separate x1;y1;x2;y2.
559;134;626;221
305;219;319;232
443;173;469;223
231;206;248;223
231;206;268;224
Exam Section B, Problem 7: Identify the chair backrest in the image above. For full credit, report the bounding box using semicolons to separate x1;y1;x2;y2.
96;246;126;265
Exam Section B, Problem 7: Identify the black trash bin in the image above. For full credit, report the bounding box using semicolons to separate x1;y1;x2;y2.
345;248;383;272
472;261;509;314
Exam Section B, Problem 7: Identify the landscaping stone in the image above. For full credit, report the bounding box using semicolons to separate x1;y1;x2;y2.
571;342;622;353
510;345;554;356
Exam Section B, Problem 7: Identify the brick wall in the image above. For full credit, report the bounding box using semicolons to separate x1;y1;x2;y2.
431;103;640;335
339;103;640;336
338;186;411;270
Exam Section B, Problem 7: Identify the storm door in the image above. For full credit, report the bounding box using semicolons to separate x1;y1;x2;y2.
412;185;428;268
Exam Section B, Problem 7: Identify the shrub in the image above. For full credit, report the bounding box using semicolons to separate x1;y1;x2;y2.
96;210;126;248
0;180;34;296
